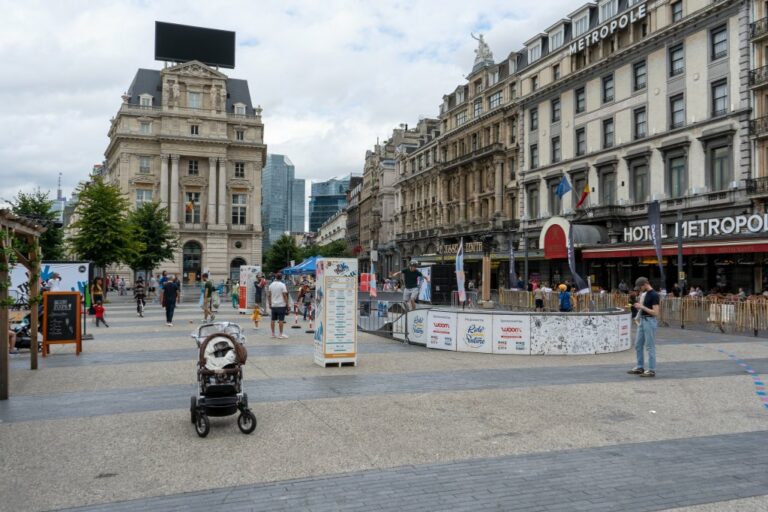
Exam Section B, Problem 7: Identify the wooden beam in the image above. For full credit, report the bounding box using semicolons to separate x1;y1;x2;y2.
0;233;9;400
29;243;40;370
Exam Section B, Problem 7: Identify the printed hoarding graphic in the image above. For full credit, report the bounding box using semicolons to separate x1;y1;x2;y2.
457;314;492;353
426;310;457;351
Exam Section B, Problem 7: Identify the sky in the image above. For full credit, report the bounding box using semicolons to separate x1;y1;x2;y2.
0;0;577;205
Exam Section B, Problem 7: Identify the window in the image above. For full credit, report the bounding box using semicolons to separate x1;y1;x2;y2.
634;108;647;139
631;164;649;204
455;111;467;126
474;99;483;118
139;121;151;135
575;128;586;156
670;94;685;129
457;89;465;103
527;186;539;218
599;0;617;22
135;189;153;209
602;75;614;103
184;192;201;223
600;170;616;205
671;1;683;22
234;104;246;115
140;96;152;107
489;91;503;109
236;130;244;141
528;43;541;62
633;61;647;91
190;124;199;135
551;136;561;163
573;13;589;37
530;108;539;131
488;70;500;86
551;98;561;122
235;162;245;178
575;87;586;113
231;194;247;225
139;156;151;173
549;180;562;215
550;30;564;51
530;144;539;169
712;80;728;116
531;75;539;91
667;155;686;198
188;159;199;176
603;118;614;149
509;82;517;100
709;146;730;191
552;64;560;80
188;92;202;109
669;44;684;76
711;26;727;60
572;173;587;209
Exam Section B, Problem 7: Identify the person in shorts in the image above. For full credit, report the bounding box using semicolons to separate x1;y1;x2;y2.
390;261;429;311
267;273;290;339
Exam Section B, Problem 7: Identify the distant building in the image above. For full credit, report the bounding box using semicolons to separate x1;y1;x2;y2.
316;210;347;246
261;154;305;252
308;175;359;232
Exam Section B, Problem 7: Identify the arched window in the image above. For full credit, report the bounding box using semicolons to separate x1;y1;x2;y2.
182;241;202;283
230;257;247;282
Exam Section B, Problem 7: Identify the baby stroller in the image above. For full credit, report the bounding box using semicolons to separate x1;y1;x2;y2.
190;322;256;438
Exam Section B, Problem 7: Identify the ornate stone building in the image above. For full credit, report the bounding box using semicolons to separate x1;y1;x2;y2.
104;60;266;283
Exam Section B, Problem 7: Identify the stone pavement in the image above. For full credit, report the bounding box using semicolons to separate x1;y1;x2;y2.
1;296;767;511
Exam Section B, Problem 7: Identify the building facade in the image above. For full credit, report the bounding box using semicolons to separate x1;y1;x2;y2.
261;154;305;252
104;60;266;283
316;210;348;246
345;181;362;257
308;175;354;232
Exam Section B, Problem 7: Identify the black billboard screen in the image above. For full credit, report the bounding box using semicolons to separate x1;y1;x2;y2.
155;21;235;69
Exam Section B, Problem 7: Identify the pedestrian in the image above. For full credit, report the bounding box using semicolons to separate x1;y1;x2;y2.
231;284;240;309
134;277;146;317
254;273;267;307
118;278;126;296
201;273;216;322
267;273;290;339
7;330;18;354
149;274;158;302
390;261;429;311
160;275;180;327
558;284;572;312
158;271;168;297
628;276;660;378
534;285;545;312
251;304;262;329
301;285;313;320
618;279;629;294
93;300;109;327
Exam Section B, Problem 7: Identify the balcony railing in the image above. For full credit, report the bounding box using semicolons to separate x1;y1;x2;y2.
750;64;768;87
751;17;768;39
120;103;260;120
750;115;768;136
746;176;768;195
443;143;504;169
230;224;253;231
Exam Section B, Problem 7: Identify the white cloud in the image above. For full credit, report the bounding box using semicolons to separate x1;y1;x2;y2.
0;0;576;203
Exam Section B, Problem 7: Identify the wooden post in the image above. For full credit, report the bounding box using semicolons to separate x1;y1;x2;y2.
482;254;491;303
0;231;9;400
29;241;40;370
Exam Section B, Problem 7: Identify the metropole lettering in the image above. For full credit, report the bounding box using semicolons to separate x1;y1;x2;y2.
569;4;647;55
623;214;768;243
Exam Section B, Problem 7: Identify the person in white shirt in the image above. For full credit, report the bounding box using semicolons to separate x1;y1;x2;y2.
46;273;62;292
267;273;290;339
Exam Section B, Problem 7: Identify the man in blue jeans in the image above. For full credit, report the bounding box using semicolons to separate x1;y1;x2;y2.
628;276;660;378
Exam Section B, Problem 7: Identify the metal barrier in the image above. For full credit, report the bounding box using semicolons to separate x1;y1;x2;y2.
357;299;409;340
451;291;479;308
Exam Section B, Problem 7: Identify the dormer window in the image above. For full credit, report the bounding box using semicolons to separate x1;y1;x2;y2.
528;42;541;62
488;70;499;86
549;29;564;51
599;0;618;23
234;103;246;115
572;12;589;37
457;89;465;103
139;94;153;107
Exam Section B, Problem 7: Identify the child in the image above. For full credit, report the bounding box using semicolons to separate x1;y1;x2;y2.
94;301;109;327
251;305;262;329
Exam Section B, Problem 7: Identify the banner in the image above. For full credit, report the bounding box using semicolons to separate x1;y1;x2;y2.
418;266;431;302
647;200;665;286
426;310;457;351
11;262;91;298
369;261;377;298
238;265;261;313
492;315;530;354
457;314;492;353
508;240;518;289
455;237;466;303
567;225;589;292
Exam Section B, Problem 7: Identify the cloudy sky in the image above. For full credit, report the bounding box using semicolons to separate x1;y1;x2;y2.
0;0;575;204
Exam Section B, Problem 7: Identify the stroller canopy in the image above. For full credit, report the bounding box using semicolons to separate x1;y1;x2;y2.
283;256;318;275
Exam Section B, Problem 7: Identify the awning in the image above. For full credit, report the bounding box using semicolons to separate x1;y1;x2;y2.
582;239;768;259
540;217;608;259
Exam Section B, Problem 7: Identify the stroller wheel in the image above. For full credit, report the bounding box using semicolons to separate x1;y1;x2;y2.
190;396;197;424
195;413;210;438
237;410;257;434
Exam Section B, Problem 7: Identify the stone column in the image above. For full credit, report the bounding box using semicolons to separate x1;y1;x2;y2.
170;155;179;226
218;158;227;227
251;162;262;232
459;172;467;223
208;157;218;226
494;159;503;216
160;154;169;210
474;165;481;220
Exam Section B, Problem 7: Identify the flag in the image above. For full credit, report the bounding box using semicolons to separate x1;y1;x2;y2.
555;175;571;199
456;237;466;303
647;200;666;286
508;240;518;290
369;261;377;298
567;224;589;292
576;183;589;208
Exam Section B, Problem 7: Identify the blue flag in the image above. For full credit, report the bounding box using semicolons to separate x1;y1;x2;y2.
555;175;572;199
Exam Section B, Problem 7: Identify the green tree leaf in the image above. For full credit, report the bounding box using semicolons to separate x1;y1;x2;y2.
127;202;178;274
263;234;302;273
7;189;64;260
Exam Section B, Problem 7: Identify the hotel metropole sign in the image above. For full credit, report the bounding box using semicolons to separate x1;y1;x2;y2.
624;214;768;243
569;3;647;55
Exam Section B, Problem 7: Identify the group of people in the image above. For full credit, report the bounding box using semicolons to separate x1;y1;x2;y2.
248;273;316;339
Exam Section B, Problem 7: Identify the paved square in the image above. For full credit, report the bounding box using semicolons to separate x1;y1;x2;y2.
2;297;767;511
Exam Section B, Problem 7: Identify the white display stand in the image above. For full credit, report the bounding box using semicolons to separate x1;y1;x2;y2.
238;265;261;314
314;258;358;367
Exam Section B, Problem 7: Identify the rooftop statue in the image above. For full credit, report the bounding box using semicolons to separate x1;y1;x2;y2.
471;33;494;65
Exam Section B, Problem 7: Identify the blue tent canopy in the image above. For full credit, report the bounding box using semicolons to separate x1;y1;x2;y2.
282;256;318;275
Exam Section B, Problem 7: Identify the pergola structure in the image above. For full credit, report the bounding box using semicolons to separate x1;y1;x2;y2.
1;209;46;400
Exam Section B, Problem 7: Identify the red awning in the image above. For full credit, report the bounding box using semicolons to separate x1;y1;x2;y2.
582;239;768;259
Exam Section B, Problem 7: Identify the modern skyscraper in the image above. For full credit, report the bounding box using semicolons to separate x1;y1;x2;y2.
261;154;305;251
308;175;359;233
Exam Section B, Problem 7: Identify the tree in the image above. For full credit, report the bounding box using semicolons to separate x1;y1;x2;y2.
301;240;352;259
127;202;178;275
68;177;141;270
263;234;302;273
8;189;64;260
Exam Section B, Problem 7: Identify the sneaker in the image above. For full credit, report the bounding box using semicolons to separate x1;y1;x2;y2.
166;322;172;327
639;370;656;378
270;333;276;338
279;334;289;339
627;367;644;375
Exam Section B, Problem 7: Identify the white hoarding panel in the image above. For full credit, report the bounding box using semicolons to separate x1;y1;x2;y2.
456;313;493;353
492;315;531;354
426;310;457;351
238;265;261;312
617;314;631;351
315;258;358;366
407;310;428;345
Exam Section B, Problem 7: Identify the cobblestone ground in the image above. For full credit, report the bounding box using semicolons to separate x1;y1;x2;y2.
1;296;767;511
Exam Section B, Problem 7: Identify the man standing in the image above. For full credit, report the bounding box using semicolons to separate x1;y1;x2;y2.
390;261;429;311
202;273;216;322
160;275;180;327
628;276;660;378
267;273;290;339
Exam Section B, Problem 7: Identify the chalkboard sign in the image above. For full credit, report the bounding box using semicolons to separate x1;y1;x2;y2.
43;292;81;356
